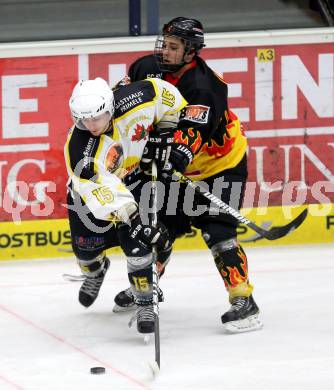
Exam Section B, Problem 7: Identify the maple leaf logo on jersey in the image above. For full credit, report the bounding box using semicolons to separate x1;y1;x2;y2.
131;123;154;141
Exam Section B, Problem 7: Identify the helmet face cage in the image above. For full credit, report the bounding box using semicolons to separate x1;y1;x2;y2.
154;17;205;73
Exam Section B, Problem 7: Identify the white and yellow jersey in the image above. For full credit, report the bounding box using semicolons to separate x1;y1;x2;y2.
64;78;187;221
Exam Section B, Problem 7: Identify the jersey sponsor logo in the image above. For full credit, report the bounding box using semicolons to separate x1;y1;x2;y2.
146;72;163;79
125;115;151;135
161;88;175;107
115;91;144;113
83;137;96;168
180;105;210;124
75;236;105;249
105;143;123;173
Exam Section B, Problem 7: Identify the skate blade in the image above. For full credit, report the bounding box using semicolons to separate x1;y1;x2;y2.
112;303;137;313
62;273;86;282
223;314;263;334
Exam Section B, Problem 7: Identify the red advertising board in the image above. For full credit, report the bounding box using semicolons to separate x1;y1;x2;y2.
0;43;333;223
0;55;78;222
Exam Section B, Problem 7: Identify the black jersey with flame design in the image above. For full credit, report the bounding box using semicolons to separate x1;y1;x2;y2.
128;54;247;180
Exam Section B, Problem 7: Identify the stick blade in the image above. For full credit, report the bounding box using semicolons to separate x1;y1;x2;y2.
149;361;160;376
264;208;308;240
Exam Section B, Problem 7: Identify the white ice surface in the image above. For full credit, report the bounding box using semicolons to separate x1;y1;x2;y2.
0;244;334;390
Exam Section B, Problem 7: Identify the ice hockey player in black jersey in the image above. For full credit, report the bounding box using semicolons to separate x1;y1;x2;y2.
113;17;263;333
64;76;190;334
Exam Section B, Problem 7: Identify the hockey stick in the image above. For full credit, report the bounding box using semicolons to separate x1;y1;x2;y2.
150;160;161;371
164;170;308;241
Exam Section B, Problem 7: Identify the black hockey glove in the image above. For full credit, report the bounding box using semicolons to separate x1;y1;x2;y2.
140;130;193;174
168;143;193;174
140;129;174;173
129;212;170;250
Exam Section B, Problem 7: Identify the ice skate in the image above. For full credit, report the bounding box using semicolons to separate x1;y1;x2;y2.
113;286;164;313
128;303;156;338
78;258;110;307
128;304;155;335
137;305;155;334
221;295;263;333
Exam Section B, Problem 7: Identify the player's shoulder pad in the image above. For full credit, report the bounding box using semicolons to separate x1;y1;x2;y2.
148;77;183;99
184;57;227;101
129;54;163;81
113;80;156;116
66;127;100;177
196;56;228;88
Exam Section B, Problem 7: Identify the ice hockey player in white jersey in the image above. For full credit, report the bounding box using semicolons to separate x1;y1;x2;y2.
64;77;190;334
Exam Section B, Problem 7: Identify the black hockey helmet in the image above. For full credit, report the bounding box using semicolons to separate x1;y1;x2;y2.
154;17;206;72
163;17;205;53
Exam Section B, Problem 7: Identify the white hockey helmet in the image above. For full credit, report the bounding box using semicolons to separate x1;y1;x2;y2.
69;77;115;130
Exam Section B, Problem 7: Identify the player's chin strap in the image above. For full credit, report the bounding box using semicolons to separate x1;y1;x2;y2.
150;160;161;371
162;170;308;241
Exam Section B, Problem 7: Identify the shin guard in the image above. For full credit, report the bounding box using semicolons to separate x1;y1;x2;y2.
211;239;253;300
77;253;106;277
127;253;153;305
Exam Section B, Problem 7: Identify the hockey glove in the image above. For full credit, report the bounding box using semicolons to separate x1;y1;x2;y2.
168;143;193;174
129;212;170;250
140;129;174;173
